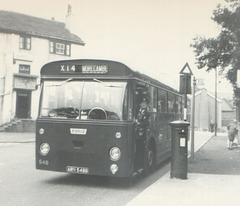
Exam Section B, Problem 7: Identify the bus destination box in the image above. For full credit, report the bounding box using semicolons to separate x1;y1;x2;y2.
169;121;190;179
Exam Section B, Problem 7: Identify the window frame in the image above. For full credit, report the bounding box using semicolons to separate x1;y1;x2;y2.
167;92;176;114
49;40;71;56
157;89;167;113
19;36;31;50
40;80;127;121
149;86;157;113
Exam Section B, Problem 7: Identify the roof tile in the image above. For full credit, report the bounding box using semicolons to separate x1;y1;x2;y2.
0;10;85;45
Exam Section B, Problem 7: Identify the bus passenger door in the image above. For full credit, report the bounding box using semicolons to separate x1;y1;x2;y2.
134;83;151;169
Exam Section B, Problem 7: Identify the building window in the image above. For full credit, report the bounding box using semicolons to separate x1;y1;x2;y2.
49;40;71;56
66;44;70;56
20;36;31;50
50;41;54;53
19;65;30;74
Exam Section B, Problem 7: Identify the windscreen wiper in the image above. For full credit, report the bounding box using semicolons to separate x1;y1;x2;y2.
93;78;123;88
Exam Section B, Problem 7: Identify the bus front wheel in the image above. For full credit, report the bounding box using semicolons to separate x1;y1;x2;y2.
144;140;156;174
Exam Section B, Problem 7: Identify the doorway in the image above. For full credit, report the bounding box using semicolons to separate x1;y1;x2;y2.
16;91;31;118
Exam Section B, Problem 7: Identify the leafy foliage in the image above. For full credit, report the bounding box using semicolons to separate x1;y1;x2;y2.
191;0;240;105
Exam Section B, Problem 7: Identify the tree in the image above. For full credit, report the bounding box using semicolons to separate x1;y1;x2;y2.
191;0;240;107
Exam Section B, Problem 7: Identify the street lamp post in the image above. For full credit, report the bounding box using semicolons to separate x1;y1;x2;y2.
237;69;240;121
215;68;218;136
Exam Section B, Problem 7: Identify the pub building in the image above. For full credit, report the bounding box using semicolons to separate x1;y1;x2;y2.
0;8;85;131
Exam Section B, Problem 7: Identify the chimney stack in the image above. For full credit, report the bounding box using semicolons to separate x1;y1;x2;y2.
65;4;72;31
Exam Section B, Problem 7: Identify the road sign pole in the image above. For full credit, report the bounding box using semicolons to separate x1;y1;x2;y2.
179;63;193;121
184;78;188;121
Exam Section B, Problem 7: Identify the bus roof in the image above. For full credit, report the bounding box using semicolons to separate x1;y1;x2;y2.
41;59;178;93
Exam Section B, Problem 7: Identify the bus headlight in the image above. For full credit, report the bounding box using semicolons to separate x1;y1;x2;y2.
40;143;50;156
109;147;121;161
39;128;44;135
115;132;121;138
110;164;118;174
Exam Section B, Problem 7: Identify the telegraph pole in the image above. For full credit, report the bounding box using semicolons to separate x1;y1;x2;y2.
191;77;196;160
215;68;218;136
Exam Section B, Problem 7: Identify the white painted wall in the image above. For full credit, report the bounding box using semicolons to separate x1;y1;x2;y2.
0;32;84;125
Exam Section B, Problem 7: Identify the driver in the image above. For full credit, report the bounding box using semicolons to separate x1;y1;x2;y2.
136;98;150;127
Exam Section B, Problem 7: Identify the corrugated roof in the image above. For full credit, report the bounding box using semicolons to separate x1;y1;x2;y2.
0;10;85;45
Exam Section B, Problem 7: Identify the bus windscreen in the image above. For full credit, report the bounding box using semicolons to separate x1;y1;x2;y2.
40;80;127;120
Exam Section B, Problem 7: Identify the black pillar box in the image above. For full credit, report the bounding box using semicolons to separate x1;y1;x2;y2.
169;121;190;179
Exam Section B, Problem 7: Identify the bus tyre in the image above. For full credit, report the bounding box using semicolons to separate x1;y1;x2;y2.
144;141;156;175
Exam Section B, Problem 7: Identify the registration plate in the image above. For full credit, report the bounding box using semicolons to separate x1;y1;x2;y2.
66;166;89;174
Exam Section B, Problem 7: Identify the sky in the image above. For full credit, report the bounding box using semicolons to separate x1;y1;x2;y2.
0;0;233;98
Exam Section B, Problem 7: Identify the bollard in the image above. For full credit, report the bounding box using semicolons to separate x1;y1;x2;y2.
169;121;190;179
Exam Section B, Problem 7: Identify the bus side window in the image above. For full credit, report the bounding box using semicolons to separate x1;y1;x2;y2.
149;86;157;112
180;97;183;114
174;96;178;113
168;93;175;113
181;96;184;114
175;96;182;114
158;89;167;113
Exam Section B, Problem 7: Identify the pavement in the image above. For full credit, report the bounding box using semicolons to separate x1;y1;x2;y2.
1;130;240;206
126;131;240;206
0;132;35;143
